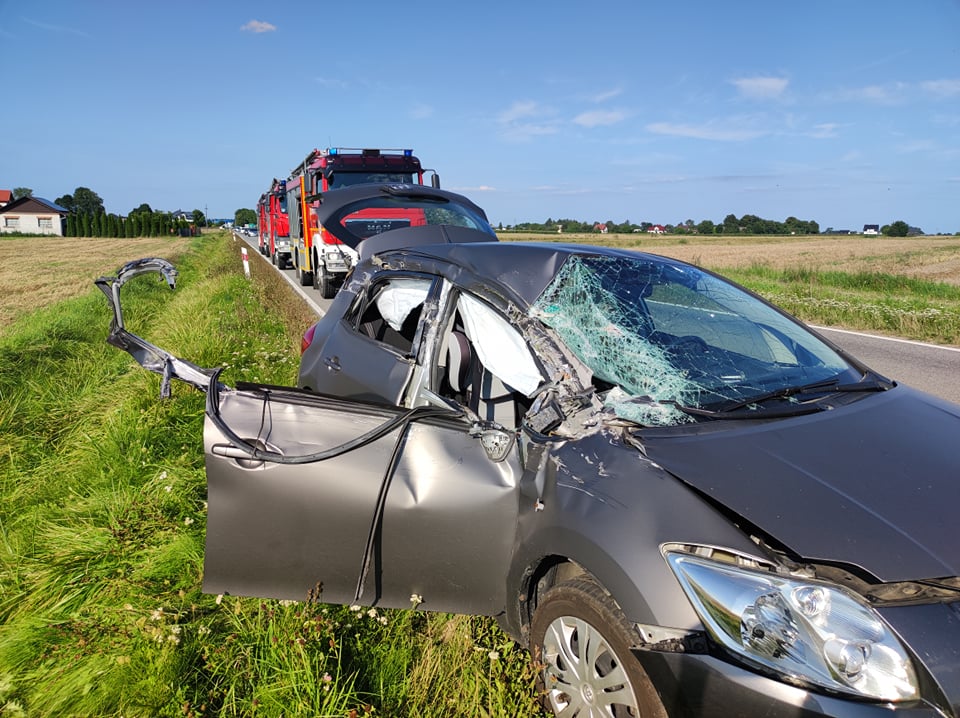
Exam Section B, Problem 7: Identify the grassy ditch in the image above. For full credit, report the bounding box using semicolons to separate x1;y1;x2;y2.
0;235;543;717
720;265;960;345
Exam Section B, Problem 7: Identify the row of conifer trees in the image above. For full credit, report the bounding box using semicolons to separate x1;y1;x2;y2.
65;211;197;238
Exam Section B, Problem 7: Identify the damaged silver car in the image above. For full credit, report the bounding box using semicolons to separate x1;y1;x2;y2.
98;184;960;718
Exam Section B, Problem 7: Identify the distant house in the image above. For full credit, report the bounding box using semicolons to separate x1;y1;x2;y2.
594;222;608;234
172;209;193;222
863;224;880;235
0;196;69;236
647;224;666;235
0;189;12;208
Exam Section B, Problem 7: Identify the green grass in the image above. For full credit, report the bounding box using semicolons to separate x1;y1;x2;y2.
723;264;960;345
5;232;956;715
0;235;543;717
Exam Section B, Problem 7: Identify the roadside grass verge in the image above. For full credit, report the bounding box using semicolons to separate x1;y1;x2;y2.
0;234;542;717
721;264;960;345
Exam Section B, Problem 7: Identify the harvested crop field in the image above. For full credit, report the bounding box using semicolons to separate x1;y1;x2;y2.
501;233;960;285
0;235;193;328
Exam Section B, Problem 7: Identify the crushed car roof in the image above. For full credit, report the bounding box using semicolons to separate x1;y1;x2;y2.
374;242;697;309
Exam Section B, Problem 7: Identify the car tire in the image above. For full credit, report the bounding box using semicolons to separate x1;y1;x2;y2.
530;579;667;718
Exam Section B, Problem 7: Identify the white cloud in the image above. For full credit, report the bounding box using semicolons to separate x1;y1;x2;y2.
808;123;840;139
921;79;960;98
731;76;789;99
453;185;497;192
896;139;937;154
241;20;276;33
502;124;560;141
314;77;348;89
646;121;768;142
830;83;908;105
589;88;623;103
497;101;560;141
410;103;434;119
573;110;627;128
497;101;541;124
22;17;88;36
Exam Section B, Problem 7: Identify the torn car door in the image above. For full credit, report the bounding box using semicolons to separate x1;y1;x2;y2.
302;276;438;404
204;383;524;615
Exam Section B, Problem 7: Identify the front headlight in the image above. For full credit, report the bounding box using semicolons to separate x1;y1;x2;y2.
665;550;918;701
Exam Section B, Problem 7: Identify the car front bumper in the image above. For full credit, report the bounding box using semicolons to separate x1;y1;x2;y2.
636;651;949;717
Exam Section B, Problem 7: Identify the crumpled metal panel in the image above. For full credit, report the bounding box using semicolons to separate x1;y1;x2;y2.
94;257;215;397
204;387;523;614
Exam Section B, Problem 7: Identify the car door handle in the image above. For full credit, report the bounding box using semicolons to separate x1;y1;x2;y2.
211;443;269;470
324;355;341;372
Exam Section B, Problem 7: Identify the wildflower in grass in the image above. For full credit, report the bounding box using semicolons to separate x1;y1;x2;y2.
410;593;423;608
197;625;211;636
150;608;164;621
164;485;172;493
366;608;377;619
349;604;362;612
215;594;223;605
184;517;194;526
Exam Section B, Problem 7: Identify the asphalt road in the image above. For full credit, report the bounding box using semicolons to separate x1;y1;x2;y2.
812;326;960;405
239;233;960;406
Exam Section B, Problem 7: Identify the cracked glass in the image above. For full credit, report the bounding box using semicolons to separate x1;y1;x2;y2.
531;254;853;426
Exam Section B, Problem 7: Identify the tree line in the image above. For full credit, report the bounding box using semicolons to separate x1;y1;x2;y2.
505;214;926;236
11;186;209;237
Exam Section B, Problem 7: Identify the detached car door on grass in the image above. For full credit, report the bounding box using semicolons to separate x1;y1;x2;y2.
203;383;525;616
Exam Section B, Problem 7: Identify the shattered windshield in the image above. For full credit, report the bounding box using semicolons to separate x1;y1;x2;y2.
530;254;856;426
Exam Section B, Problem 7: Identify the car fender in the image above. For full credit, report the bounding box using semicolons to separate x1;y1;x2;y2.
506;430;762;644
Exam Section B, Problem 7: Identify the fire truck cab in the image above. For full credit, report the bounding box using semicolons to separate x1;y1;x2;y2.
287;147;438;298
256;179;291;269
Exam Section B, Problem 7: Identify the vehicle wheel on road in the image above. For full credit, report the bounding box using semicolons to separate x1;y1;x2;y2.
531;579;667;718
299;264;313;287
316;262;336;299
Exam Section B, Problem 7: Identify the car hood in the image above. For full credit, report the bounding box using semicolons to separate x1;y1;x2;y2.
642;386;960;582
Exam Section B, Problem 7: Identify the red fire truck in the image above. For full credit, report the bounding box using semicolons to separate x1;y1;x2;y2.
256;178;291;269
287;147;438;297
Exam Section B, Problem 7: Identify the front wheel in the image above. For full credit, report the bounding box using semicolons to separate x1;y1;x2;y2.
531;579;667;718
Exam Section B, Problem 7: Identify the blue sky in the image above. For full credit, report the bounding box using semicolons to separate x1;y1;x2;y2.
2;1;959;232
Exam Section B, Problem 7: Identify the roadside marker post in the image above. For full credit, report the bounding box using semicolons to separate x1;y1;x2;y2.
241;247;250;278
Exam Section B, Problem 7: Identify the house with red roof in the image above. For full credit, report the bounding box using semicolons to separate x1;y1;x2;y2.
0;189;12;208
